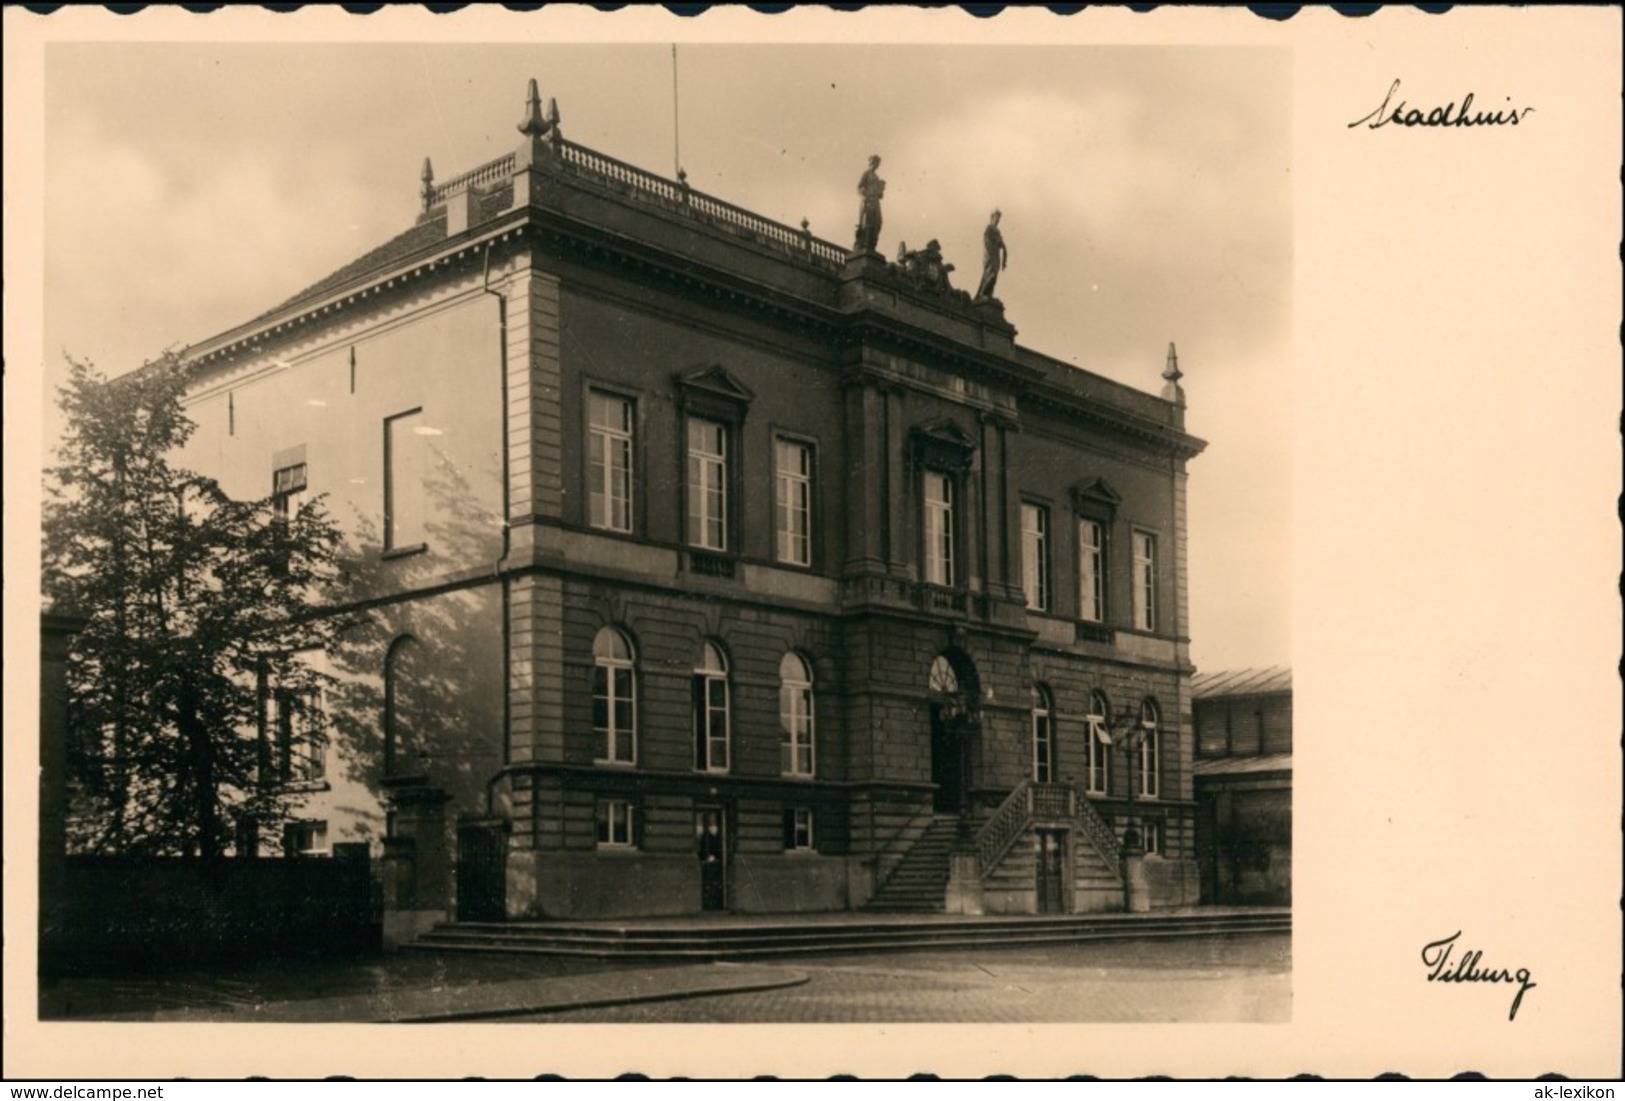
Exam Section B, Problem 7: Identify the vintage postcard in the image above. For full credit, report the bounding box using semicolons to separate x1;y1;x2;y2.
4;4;1619;1081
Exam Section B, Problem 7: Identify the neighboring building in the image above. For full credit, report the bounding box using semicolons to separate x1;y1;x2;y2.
1191;667;1292;906
168;82;1207;929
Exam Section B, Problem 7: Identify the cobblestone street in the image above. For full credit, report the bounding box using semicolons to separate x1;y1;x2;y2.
518;932;1290;1023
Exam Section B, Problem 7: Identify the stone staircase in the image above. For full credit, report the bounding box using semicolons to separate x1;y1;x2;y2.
861;814;960;913
1073;829;1127;912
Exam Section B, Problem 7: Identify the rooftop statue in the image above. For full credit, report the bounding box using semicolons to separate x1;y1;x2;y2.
897;238;956;294
854;155;886;253
975;210;1008;301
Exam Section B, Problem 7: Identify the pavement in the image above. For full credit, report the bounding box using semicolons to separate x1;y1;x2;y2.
40;927;1289;1024
80;963;810;1024
524;933;1292;1023
39;950;796;1023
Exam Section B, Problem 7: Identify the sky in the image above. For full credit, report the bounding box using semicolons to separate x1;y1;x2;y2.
41;42;1291;672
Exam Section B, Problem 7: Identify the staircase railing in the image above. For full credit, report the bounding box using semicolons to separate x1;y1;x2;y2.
1073;793;1124;881
1029;782;1073;821
975;781;1033;878
973;781;1126;885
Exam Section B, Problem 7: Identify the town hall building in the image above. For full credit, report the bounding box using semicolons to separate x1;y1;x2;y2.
171;81;1207;935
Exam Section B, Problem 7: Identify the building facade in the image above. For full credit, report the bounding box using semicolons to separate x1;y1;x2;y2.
1192;667;1292;906
173;84;1207;929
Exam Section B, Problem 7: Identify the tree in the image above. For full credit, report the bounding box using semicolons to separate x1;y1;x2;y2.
44;354;349;859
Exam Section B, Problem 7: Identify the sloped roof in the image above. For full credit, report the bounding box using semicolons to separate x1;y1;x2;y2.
1193;752;1292;777
1192;666;1292;700
251;185;515;325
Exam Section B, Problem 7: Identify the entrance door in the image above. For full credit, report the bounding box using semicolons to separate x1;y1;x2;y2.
930;706;963;813
1036;829;1067;914
456;821;507;922
694;806;728;911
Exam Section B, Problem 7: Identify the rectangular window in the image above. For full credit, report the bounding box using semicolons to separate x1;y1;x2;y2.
596;800;636;848
1139;731;1160;799
1085;697;1111;795
1142;819;1162;856
694;669;730;772
272;462;308;523
384;410;427;551
780;665;815;778
1132;530;1157;631
774;439;814;567
588;391;633;533
283;820;328;857
1079;519;1105;623
1033;710;1053;783
1022;503;1050;611
686;418;729;551
592;663;636;764
783;808;815;851
923;470;955;587
268;685;326;784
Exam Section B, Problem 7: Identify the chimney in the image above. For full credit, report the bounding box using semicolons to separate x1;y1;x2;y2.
446;185;483;236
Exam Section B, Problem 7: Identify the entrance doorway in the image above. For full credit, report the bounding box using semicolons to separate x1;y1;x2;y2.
1036;829;1068;914
927;652;977;815
930;706;964;813
695;806;728;911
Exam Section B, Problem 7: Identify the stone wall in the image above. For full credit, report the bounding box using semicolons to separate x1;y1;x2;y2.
41;854;378;976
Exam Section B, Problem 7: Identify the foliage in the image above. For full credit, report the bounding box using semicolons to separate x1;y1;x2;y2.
44;355;349;859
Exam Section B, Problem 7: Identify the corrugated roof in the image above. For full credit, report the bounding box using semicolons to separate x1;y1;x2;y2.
1191;666;1291;700
1193;753;1293;777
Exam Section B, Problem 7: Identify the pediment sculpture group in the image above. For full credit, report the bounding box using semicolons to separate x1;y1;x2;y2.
853;154;1008;304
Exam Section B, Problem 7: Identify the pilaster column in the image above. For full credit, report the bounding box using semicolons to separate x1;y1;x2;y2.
1000;418;1023;602
884;384;909;577
841;379;888;576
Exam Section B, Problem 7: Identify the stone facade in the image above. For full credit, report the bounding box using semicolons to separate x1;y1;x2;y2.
171;85;1207;922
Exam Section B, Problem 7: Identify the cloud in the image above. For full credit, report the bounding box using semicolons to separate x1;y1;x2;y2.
44;104;404;378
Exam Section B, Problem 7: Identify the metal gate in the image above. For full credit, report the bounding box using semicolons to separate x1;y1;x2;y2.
456;820;507;922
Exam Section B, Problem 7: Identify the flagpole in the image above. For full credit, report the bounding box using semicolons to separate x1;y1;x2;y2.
671;44;681;178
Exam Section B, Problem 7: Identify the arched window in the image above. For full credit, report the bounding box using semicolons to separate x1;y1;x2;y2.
1138;698;1161;799
384;636;426;778
693;640;730;772
592;627;636;764
1085;690;1111;795
1031;684;1054;783
780;652;815;777
928;654;960;696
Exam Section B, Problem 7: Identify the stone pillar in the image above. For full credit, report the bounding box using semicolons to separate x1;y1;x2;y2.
380;836;418;949
1123;845;1151;913
944;851;984;915
381;788;452;947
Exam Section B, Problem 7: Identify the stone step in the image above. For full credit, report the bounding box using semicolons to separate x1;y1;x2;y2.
408;912;1291;960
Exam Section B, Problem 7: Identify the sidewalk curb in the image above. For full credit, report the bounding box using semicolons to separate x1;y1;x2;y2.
398;968;812;1022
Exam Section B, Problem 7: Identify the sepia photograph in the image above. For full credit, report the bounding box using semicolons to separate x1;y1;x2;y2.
33;38;1292;1028
5;4;1619;1082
